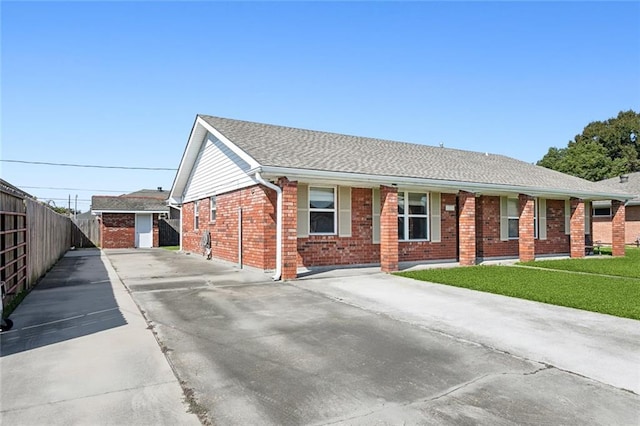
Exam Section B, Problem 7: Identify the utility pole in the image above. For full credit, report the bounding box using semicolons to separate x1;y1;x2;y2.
74;195;78;220
68;194;71;217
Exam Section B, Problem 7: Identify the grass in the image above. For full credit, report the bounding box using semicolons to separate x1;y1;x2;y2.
521;247;640;279
161;245;180;251
396;256;640;320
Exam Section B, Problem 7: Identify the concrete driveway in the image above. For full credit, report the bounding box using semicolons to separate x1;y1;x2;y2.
106;249;640;425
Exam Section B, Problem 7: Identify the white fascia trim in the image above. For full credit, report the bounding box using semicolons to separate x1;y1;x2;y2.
254;166;635;201
169;116;202;204
169;116;262;205
91;210;168;214
197;117;261;170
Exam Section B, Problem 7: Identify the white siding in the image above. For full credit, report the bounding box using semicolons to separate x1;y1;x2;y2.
183;133;256;202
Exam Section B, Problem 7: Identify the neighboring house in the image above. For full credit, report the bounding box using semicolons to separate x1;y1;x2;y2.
92;188;170;248
169;115;633;280
592;172;640;245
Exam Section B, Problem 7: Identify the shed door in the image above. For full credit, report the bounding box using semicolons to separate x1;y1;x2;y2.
135;214;153;248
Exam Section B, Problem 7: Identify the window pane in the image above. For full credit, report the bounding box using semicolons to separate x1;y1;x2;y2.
398;217;405;240
507;199;518;217
398;192;405;215
508;218;519;238
594;208;611;216
309;187;335;209
310;212;334;233
409;217;427;239
408;193;427;215
210;196;216;209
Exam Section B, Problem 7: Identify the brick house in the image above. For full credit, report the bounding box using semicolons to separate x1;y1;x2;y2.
168;115;633;280
92;189;170;248
592;172;640;245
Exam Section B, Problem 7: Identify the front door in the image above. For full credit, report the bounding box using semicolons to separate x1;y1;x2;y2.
135;214;153;248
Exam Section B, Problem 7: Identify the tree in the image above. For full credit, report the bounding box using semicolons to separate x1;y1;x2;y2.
537;110;640;181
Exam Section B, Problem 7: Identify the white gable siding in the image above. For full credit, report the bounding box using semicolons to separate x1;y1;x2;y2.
183;133;256;202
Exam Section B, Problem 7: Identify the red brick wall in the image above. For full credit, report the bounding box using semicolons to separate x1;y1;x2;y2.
570;199;585;258
476;196;570;259
380;186;399;272
611;200;625;256
475;196;518;258
153;214;160;247
594;205;640;244
626;205;640;244
280;178;298;280
297;187;381;267
518;195;535;262
458;192;476;266
535;199;570;255
399;193;458;262
182;185;277;270
101;213;135;248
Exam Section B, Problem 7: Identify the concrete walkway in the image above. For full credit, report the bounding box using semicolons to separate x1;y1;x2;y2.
0;249;199;425
295;267;640;394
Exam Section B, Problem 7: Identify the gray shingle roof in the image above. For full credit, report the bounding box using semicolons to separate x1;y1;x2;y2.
124;189;169;199
92;189;169;213
593;172;640;201
199;115;630;197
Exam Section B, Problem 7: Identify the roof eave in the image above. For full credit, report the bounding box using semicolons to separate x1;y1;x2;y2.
91;210;169;214
169;115;261;203
254;166;635;201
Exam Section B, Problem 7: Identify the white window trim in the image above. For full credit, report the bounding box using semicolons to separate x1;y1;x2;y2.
210;195;217;222
507;198;519;240
507;197;539;240
398;191;430;241
309;186;337;235
194;200;200;230
534;198;538;240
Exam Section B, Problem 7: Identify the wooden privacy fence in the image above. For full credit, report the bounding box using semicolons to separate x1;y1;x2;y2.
72;217;100;248
1;188;27;304
1;181;99;309
159;218;180;246
25;198;72;288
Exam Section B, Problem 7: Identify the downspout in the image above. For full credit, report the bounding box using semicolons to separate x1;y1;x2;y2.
254;172;282;280
177;206;183;252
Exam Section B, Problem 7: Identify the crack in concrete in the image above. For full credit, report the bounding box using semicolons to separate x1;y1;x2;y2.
0;380;178;414
317;366;554;425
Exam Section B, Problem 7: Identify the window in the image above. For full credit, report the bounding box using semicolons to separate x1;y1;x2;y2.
309;187;336;234
593;207;611;217
194;200;199;230
505;197;539;240
398;191;429;240
534;198;538;239
507;198;519;239
210;195;217;222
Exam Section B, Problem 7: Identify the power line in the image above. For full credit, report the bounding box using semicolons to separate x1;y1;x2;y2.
18;185;130;193
40;197;92;202
2;159;177;171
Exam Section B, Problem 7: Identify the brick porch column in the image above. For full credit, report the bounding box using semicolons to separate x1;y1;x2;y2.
611;200;626;257
380;185;399;273
518;194;535;262
458;191;476;266
279;178;298;280
570;198;585;258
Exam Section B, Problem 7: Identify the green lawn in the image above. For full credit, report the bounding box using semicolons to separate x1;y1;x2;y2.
521;247;640;279
161;245;180;251
396;256;640;320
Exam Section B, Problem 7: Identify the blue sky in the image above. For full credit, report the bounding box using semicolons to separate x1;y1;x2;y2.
2;1;639;212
